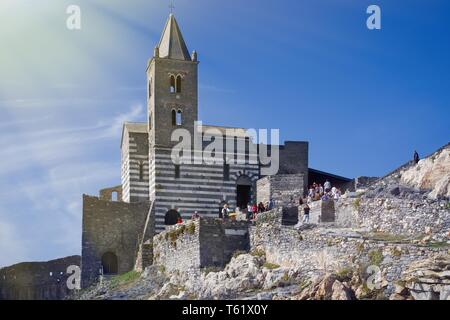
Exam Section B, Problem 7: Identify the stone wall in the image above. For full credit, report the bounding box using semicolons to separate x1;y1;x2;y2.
278;142;309;188
99;185;123;202
0;255;80;300
153;220;201;273
250;210;448;296
153;218;250;273
357;197;450;241
257;174;304;207
81;195;151;288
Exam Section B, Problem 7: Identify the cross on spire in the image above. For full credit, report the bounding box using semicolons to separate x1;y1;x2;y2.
169;1;175;14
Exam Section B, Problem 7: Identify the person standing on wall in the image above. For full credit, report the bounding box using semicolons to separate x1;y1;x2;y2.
414;150;420;164
303;203;310;223
268;198;274;210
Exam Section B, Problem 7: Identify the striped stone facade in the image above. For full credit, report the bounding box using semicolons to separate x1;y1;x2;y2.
150;147;260;233
121;124;149;203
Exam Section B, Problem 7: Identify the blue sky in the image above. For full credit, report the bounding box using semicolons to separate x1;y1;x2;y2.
0;0;449;267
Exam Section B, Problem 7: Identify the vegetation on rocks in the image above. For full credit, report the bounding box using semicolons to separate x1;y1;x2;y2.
263;262;280;270
368;249;384;266
110;271;141;288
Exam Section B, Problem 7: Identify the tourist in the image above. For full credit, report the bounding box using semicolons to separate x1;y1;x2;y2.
333;188;341;200
319;184;324;196
258;202;266;213
316;188;322;200
191;211;200;220
268;198;274;210
252;203;257;215
308;187;314;198
324;180;331;193
176;216;183;224
222;203;230;220
303;203;310;223
414;150;420;164
314;182;319;195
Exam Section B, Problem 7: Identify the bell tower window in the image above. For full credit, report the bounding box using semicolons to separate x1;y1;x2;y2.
176;75;182;93
172;109;182;126
172;109;176;125
176;110;182;125
170;75;176;93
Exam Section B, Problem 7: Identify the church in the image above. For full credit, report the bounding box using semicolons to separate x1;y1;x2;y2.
80;13;350;287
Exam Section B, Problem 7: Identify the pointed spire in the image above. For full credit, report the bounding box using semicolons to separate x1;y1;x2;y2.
157;14;191;61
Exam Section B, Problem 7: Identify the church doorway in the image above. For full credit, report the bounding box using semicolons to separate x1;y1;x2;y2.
101;252;118;275
165;209;181;225
236;175;252;210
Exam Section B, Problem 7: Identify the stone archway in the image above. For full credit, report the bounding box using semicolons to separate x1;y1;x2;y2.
164;209;180;226
101;252;118;275
236;175;252;210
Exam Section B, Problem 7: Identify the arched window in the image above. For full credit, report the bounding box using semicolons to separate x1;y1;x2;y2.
172;109;177;126
170;75;176;93
148;113;152;130
176;75;182;93
176;110;182;126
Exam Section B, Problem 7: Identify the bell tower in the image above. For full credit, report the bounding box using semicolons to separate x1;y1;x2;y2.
146;14;199;148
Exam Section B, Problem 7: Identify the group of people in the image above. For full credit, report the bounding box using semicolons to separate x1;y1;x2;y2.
307;180;342;202
220;199;275;221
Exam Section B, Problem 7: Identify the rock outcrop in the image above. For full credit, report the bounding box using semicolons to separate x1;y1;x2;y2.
390;255;450;300
400;145;450;200
71;144;449;301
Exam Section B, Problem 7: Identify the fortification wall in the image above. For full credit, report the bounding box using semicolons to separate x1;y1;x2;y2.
257;174;304;207
81;195;151;288
278;142;308;179
250;210;448;296
153;220;201;273
99;185;122;201
0;255;80;300
356;197;450;241
153;218;250;274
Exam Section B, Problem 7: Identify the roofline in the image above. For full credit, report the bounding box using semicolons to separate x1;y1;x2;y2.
308;168;352;182
120;122;147;147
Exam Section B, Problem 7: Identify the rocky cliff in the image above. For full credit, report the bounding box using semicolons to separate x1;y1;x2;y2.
71;144;449;300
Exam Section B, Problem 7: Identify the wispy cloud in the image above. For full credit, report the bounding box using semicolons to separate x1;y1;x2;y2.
0;103;144;267
99;103;144;137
